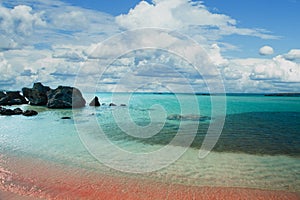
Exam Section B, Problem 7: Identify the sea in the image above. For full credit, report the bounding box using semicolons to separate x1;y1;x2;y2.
0;93;300;195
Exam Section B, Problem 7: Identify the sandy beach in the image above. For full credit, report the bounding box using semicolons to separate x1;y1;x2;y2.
0;154;299;200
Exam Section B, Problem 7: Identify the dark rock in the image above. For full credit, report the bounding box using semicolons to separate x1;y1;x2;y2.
89;96;100;107
23;110;38;116
47;86;86;108
22;82;51;105
13;108;23;115
167;114;182;120
0;91;28;105
120;104;126;106
61;116;71;119
0;107;37;116
0;91;5;99
0;108;15;115
6;91;28;104
109;103;117;106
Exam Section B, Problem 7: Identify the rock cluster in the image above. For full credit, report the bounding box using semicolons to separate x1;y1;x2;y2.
0;91;28;105
1;83;127;118
0;82;87;117
0;106;38;116
88;97;126;107
1;82;87;109
22;82;86;109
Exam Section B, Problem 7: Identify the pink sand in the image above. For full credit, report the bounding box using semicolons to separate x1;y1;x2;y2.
0;155;299;200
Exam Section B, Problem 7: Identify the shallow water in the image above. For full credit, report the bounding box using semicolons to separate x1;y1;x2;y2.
0;94;300;194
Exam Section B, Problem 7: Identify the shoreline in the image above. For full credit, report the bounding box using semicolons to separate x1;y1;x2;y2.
0;154;299;200
1;187;298;200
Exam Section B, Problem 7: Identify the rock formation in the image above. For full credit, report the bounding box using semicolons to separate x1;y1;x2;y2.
0;107;16;115
89;96;100;107
47;86;86;108
0;107;38;116
13;108;23;115
23;110;38;116
0;83;87;112
22;82;51;105
0;91;28;105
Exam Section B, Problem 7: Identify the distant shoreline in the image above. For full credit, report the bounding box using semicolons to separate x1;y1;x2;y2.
87;92;300;97
1;89;300;97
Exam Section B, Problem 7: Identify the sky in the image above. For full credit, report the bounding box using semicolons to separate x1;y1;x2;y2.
0;0;299;93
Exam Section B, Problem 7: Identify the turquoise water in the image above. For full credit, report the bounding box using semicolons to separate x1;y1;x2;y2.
0;94;300;192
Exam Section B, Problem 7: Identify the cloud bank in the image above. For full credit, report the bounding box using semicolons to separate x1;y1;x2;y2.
0;0;299;93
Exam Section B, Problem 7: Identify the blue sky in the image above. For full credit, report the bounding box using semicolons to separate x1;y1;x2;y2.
59;0;300;58
0;0;299;93
60;0;150;15
205;0;300;57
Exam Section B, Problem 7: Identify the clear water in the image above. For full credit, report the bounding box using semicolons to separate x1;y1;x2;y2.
0;94;300;192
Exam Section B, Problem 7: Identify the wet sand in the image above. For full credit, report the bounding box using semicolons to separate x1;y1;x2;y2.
0;155;299;200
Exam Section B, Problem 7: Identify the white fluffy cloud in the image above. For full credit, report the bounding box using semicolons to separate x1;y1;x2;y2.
250;55;300;82
203;51;300;93
116;0;277;40
0;5;45;35
0;53;16;86
0;4;46;50
208;44;228;67
259;46;274;56
284;49;300;61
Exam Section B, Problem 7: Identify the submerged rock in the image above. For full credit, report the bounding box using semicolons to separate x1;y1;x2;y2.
0;91;28;105
0;107;23;115
22;82;51;105
120;104;126;106
61;116;71;119
23;110;38;116
0;107;37;116
167;114;211;121
46;86;86;108
89;96;100;107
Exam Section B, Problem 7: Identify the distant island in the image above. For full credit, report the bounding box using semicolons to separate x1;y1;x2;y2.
264;93;300;97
